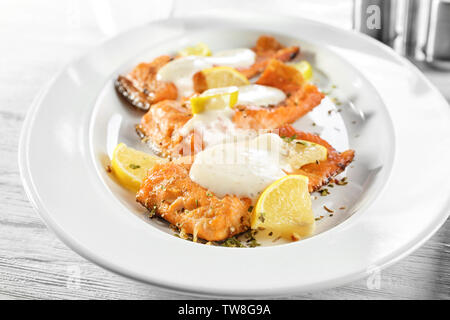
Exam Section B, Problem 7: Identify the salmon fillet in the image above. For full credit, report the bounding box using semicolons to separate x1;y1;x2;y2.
233;59;324;129
136;161;252;241
136;127;354;241
139;60;324;157
116;36;299;110
115;55;178;110
277;125;355;192
239;35;300;79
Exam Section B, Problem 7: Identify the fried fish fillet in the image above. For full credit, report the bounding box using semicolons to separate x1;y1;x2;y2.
115;55;178;110
277;125;355;192
136;126;354;241
233;59;324;129
239;35;300;79
139;60;324;157
115;36;299;110
136;160;252;242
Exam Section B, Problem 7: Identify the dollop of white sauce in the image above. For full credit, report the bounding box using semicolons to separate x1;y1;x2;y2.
237;84;286;107
189;133;291;200
156;49;256;98
157;56;213;98
179;84;287;148
207;49;256;69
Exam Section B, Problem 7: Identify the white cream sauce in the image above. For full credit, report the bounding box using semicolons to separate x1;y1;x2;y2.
237;84;286;107
189;133;291;200
156;56;213;98
207;49;256;69
157;49;256;98
179;84;286;148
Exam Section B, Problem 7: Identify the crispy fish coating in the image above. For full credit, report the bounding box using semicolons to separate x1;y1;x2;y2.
136;161;252;241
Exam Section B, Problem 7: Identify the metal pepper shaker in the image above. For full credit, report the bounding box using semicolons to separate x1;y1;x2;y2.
353;0;450;70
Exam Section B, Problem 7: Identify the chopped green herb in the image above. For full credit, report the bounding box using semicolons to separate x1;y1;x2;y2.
247;239;261;248
248;206;254;212
282;134;297;143
129;164;140;169
206;192;213;197
222;237;243;247
335;177;348;186
320;188;330;196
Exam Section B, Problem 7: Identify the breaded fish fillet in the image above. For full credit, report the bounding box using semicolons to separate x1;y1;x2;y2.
136;126;354;241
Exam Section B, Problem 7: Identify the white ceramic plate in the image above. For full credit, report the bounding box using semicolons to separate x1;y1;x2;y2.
19;12;450;297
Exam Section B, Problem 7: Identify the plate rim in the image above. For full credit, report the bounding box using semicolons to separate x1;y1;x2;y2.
18;13;450;297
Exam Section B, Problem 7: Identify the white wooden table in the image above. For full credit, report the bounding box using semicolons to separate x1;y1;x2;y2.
0;0;449;299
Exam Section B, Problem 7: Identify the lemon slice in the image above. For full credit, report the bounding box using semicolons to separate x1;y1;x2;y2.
252;175;315;240
178;42;212;57
190;86;239;114
201;66;249;89
111;143;167;191
292;60;313;81
285;139;328;169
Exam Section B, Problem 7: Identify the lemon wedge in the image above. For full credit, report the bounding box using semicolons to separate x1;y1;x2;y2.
292;60;313;81
285;139;328;169
190;86;239;114
178;42;212;57
252;175;315;240
111;143;167;191
201;66;249;89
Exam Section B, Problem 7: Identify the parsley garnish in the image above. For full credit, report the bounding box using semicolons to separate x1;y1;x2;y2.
222;237;243;247
282;134;297;143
